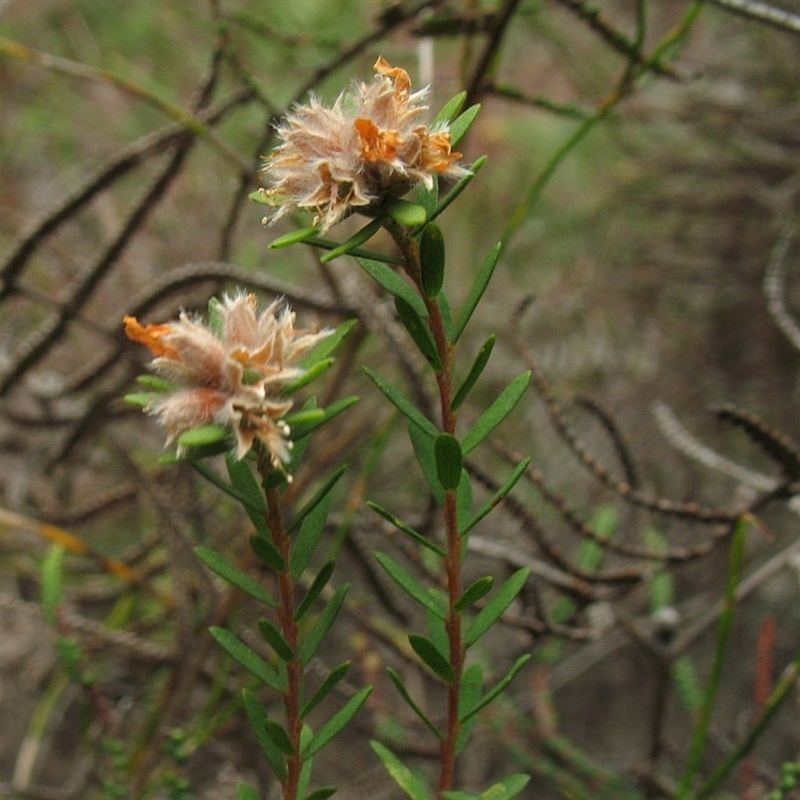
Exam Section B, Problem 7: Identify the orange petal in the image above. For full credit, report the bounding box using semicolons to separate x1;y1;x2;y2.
355;118;401;163
123;315;178;359
373;56;411;94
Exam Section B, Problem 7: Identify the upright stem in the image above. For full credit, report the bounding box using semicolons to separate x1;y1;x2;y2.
259;448;303;800
386;219;464;796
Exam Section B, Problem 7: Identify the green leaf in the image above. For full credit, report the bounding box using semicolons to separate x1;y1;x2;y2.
282;358;334;394
299;584;349;665
363;367;438;439
306;236;401;265
419;223;445;297
135;374;172;392
416;180;438;218
395;296;441;370
374;551;446;619
426;607;449;668
192;461;263;518
258;618;293;661
295;561;335;622
434;91;467;125
301;661;351;719
300;319;358;369
236;783;261;800
462;372;531;455
41;543;65;625
305;788;337;800
456;663;483;754
408;634;455;683
124;391;154;408
366;501;445;558
385;197;427;226
423;156;487;228
456;468;473;533
301;686;372;758
241;689;287;781
226;453;268;536
434;433;463;491
465;568;530;647
288;465;347;535
386;667;442;739
452;241;501;343
452;335;496;411
407;420;444;504
211;628;286;692
194;546;278;608
250;187;280;207
320;217;384;263
177;423;229;449
371;741;434;800
288;396;359;442
443;775;531;800
459;655;531;723
462;458;531;536
267;225;319;248
265;718;295;755
449;104;481;147
290;489;334;580
356;257;428;319
249;534;285;572
456;577;493;612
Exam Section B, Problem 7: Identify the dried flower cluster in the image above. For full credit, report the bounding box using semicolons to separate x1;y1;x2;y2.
124;293;329;466
261;56;468;232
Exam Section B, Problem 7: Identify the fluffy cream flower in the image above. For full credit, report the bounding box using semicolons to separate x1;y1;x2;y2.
124;292;329;466
261;57;469;232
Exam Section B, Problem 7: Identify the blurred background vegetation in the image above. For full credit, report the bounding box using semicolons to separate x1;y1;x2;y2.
1;1;799;798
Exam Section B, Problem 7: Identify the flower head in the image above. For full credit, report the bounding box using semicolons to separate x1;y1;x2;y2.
124;292;330;467
261;57;469;232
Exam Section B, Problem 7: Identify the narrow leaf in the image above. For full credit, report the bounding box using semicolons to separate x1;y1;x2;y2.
288;465;346;535
465;568;530;647
395;296;441;369
320;217;384;263
385;197;427;226
449;104;481;147
249;534;285;572
301;661;351;719
290;490;334;580
306;236;401;265
374;551;446;619
434;91;467;125
301;686;372;758
194;546;278;608
295;561;335;622
462;457;531;536
426;608;449;668
387;667;442;739
299;584;349;665
41;544;65;625
371;741;434;800
268;225;318;249
177;423;229;449
363;367;439;439
456;577;494;612
300;319;358;368
192;461;262;517
211;628;286;692
242;689;287;781
366;501;445;557
124;392;154;408
459;654;531;723
288;396;360;442
265;718;295;755
282;358;334;393
456;663;483;754
409;634;455;682
258;618;293;661
356;257;428;319
236;784;260;800
408;420;444;503
473;775;530;800
423;156;487;228
435;433;463;491
226;453;268;536
452;335;496;411
462;372;531;455
136;374;172;392
452;241;501;343
419;223;445;297
305;789;337;800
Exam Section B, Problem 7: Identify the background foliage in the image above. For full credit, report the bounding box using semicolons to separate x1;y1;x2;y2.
1;1;799;798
